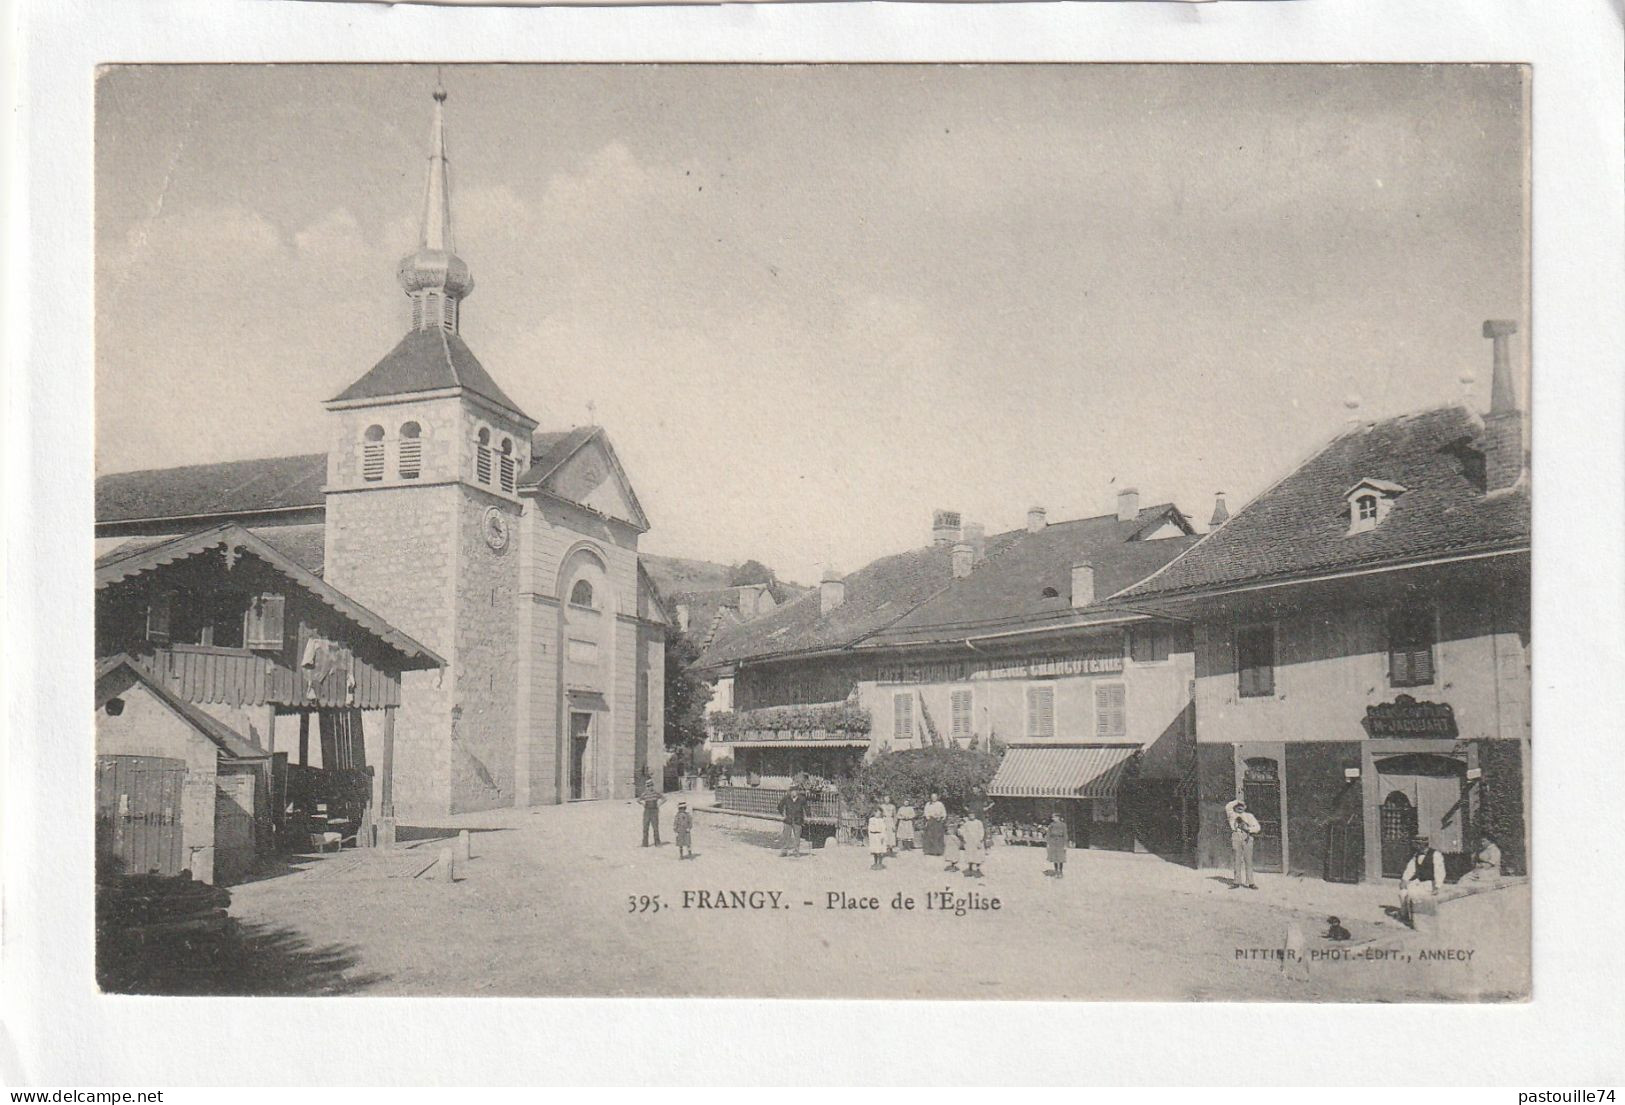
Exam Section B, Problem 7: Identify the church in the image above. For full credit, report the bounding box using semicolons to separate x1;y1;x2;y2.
95;88;670;820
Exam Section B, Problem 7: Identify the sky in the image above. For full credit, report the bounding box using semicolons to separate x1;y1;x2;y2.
95;63;1529;586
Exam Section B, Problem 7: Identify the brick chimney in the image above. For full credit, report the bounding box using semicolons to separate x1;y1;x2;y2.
1482;319;1525;490
819;568;846;615
963;522;987;562
1027;505;1047;534
1070;562;1095;608
931;509;962;547
1116;487;1140;523
951;542;974;579
1209;492;1229;528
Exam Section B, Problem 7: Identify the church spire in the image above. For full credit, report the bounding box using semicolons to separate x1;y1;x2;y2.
397;81;473;334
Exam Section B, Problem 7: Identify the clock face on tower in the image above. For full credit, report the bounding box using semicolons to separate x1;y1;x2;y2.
482;506;510;551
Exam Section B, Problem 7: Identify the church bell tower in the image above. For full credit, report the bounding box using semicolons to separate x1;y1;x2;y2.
322;82;536;819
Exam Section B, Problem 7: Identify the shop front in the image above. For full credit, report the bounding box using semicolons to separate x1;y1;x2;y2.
987;743;1142;851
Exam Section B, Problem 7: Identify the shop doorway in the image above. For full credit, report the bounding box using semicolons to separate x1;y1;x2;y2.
1242;757;1284;871
568;711;592;801
1375;753;1467;874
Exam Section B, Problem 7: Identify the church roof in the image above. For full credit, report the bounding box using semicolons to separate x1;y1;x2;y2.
96;453;326;525
328;329;528;420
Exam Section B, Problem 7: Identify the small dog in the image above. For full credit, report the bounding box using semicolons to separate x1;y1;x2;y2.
1324;915;1351;941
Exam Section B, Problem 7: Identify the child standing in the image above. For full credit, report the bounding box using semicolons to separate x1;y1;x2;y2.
1045;811;1069;878
944;817;963;872
674;801;694;860
867;806;889;870
960;814;986;877
896;801;917;851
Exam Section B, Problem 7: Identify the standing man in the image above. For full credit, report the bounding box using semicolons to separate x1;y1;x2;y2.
778;785;807;858
637;780;666;847
1224;796;1260;889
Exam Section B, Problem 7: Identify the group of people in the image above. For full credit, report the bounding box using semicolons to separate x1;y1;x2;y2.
634;782;695;859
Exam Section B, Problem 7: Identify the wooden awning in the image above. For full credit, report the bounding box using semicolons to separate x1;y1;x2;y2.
988;745;1139;799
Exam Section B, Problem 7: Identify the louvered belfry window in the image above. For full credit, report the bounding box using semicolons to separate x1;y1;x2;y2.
1095;682;1127;739
474;428;493;485
498;438;517;494
1388;607;1436;687
1025;685;1056;739
362;425;386;482
398;421;422;480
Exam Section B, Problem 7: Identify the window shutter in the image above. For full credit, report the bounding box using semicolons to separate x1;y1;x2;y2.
246;592;285;651
893;694;913;742
1026;686;1055;739
145;590;173;645
475;445;493;485
499;454;517;494
951;690;973;740
1095;682;1127;738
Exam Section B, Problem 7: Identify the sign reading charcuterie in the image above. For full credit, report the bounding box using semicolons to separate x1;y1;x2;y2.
876;652;1124;685
1365;694;1459;738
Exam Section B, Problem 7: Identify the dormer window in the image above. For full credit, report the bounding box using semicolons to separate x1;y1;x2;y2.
1345;478;1407;535
362;425;385;482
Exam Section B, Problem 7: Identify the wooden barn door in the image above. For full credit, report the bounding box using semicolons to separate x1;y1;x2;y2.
96;755;186;877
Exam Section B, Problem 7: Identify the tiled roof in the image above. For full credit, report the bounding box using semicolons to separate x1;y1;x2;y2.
1115;406;1531;599
96;654;269;761
96;454;326;525
329;329;528;419
702;537;1003;667
521;426;600;487
868;507;1199;645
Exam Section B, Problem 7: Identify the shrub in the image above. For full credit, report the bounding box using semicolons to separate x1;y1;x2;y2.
853;746;1002;811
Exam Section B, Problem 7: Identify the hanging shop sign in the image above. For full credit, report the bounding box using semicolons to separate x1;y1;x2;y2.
1365;695;1459;738
876;651;1123;685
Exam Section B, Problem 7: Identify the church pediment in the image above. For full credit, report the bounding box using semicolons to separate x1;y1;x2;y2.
522;428;650;531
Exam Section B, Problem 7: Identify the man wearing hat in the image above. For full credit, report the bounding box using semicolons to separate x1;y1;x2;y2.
636;780;666;847
673;801;694;860
1225;796;1261;889
1400;836;1447;935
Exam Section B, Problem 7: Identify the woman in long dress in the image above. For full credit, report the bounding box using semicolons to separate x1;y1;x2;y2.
922;793;947;856
880;795;898;857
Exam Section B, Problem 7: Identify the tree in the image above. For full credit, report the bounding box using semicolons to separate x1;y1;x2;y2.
663;621;714;758
728;559;776;587
851;746;1002;810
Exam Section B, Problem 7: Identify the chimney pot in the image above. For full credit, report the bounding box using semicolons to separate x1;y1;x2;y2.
1481;319;1524;489
1209;492;1229;528
1070;562;1096;609
951;542;974;580
1116;487;1140;523
819;569;846;615
963;522;987;562
931;509;963;547
1027;506;1047;534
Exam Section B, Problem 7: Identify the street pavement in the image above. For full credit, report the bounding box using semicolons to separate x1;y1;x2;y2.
217;790;1530;999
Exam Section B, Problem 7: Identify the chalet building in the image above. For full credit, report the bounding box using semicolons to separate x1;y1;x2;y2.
94;525;443;880
95;88;670;820
701;496;1204;852
1110;322;1531;884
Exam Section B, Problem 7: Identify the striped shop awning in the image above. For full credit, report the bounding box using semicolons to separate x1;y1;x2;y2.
988;745;1140;799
